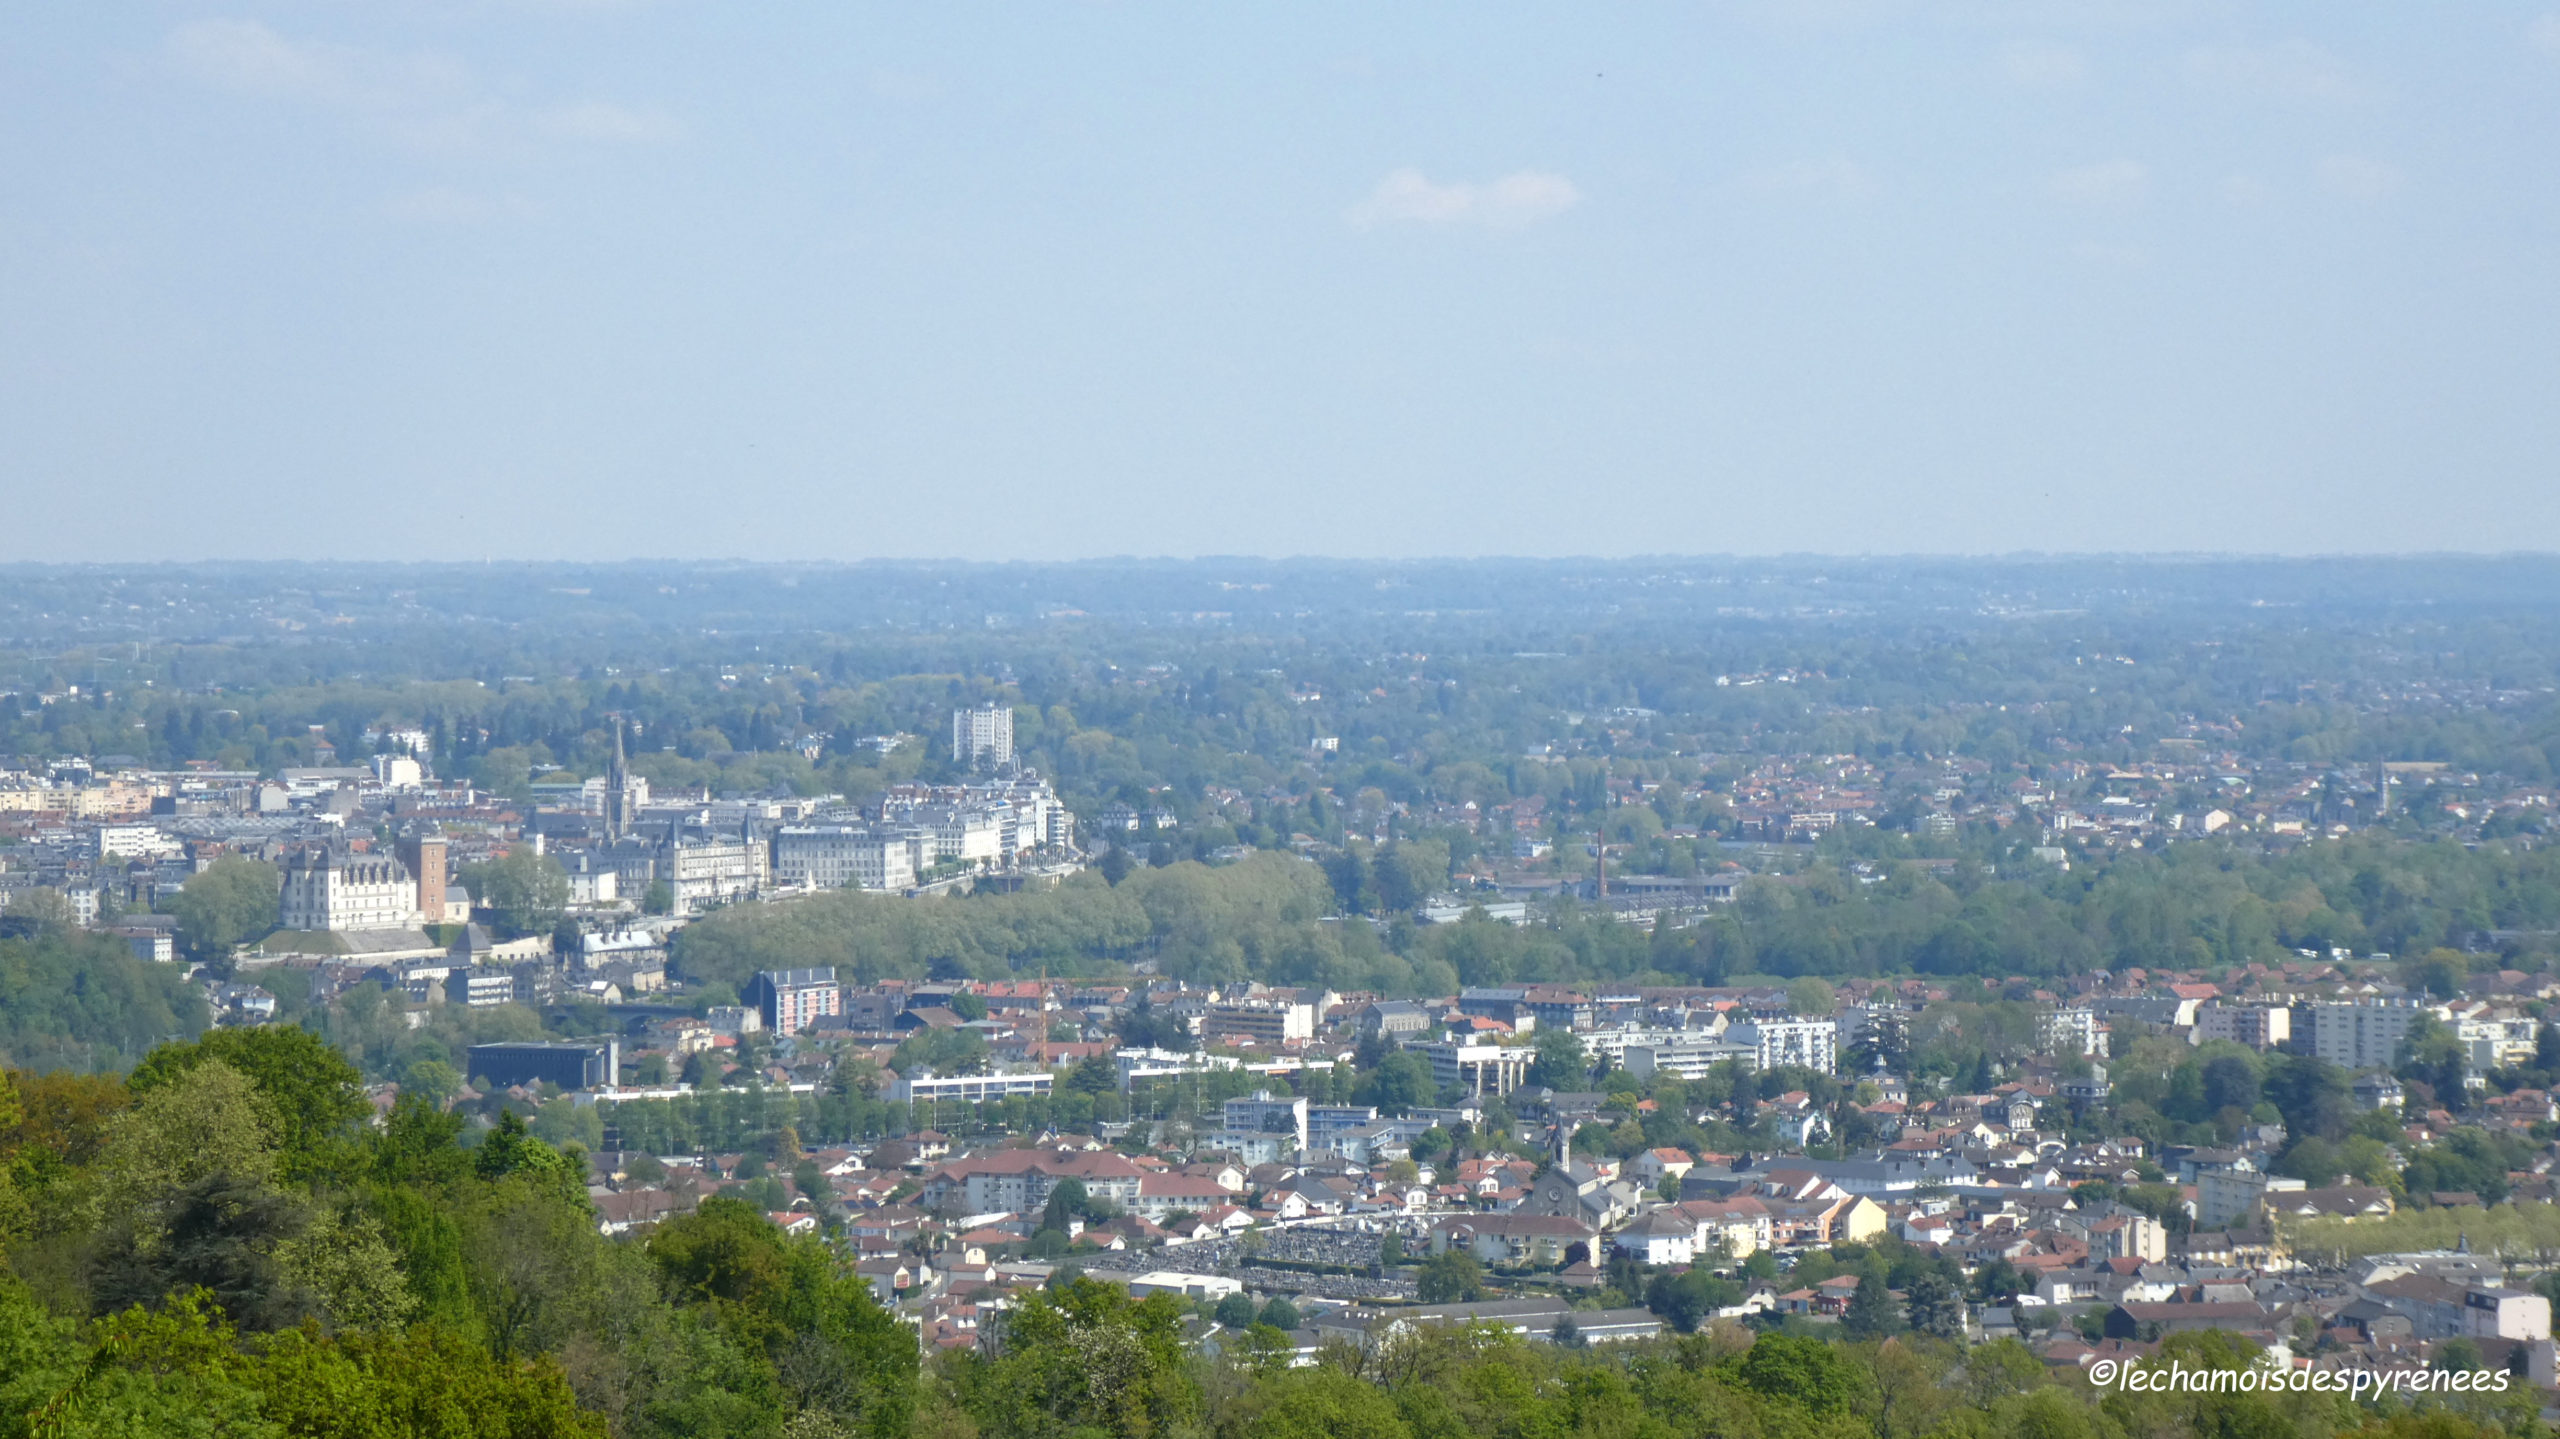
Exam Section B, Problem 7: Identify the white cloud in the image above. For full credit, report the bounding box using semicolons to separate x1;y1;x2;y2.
2183;40;2362;103
1999;40;2086;90
168;18;467;112
539;101;681;143
1348;169;1581;230
2532;16;2560;55
2317;154;2402;203
1745;156;1876;201
166;18;673;157
2048;159;2149;208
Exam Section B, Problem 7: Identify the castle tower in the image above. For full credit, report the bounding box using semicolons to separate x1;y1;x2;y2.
398;829;447;926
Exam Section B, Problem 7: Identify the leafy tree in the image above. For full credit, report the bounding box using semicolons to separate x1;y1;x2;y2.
891;1027;989;1077
2398;1015;2471;1111
2434;1336;2484;1372
168;855;282;961
1415;1249;1485;1303
463;849;573;941
1042;1179;1093;1233
1255;1297;1299;1332
2276;1136;2343;1186
473;1110;588;1208
1527;1029;1589;1091
1064;1055;1118;1097
646;1196;917;1438
95;1058;281;1222
1787;977;1837;1017
131;1027;369;1169
1355;1052;1435;1116
944;1275;1196;1439
1215;1291;1258;1329
2404;1128;2526;1205
403;1058;462;1107
1732;1332;1862;1416
0;932;208;1073
1962;1337;2049;1406
2;887;75;935
1371;840;1451;913
2262;1055;2354;1143
90;1169;311;1329
2200;1054;2260;1116
1646;1268;1742;1332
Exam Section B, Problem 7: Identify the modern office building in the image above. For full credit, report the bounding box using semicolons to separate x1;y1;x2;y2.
468;1039;620;1092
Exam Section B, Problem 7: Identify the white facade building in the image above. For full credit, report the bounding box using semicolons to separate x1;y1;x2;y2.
1618;1033;1758;1081
97;824;183;861
666;839;761;916
1725;1018;1838;1074
952;705;1015;769
772;825;922;892
278;847;419;932
890;1069;1054;1105
1416;1040;1532;1097
2036;1008;2105;1058
2456;1016;2539;1072
921;806;1006;868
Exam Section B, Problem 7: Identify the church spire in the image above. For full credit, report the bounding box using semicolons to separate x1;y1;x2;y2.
605;716;629;843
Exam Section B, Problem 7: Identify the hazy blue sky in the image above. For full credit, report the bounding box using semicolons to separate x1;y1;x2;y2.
5;4;2557;561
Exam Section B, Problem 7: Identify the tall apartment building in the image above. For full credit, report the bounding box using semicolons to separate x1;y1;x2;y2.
952;705;1015;770
2309;1000;2424;1071
278;845;419;932
745;967;841;1037
2194;1003;2291;1050
1725;1018;1839;1074
2035;1008;2105;1058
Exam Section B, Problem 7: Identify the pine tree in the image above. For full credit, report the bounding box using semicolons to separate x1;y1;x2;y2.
1842;1272;1902;1339
1903;1271;1966;1340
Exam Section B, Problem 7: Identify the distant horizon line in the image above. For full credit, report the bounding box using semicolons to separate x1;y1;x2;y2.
5;551;2560;569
